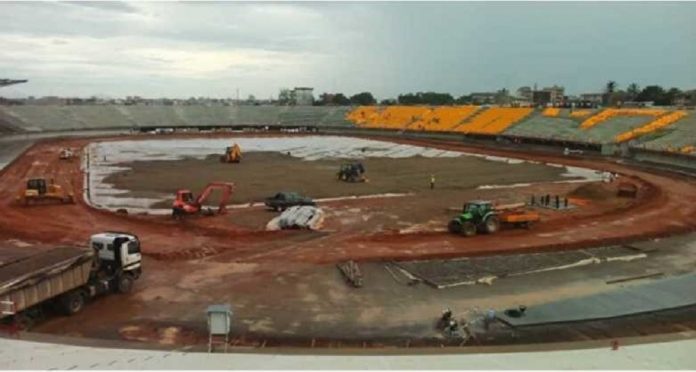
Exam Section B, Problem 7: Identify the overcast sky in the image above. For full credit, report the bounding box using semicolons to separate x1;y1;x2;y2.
1;1;695;99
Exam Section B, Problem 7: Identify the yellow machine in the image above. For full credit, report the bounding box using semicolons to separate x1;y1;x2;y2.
17;178;74;205
220;143;242;163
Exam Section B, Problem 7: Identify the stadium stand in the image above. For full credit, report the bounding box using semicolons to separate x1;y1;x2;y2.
542;108;560;117
615;111;688;143
628;111;694;151
569;109;594;118
410;106;479;131
1;105;82;131
70;106;134;129
0;104;692;155
580;108;665;130
367;106;430;129
454;107;533;134
174;105;232;127
345;106;379;126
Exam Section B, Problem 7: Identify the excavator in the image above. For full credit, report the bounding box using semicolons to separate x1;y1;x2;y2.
171;182;235;219
17;178;74;205
220;143;242;163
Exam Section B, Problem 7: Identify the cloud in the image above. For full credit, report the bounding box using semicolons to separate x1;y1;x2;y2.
0;2;694;99
62;1;139;14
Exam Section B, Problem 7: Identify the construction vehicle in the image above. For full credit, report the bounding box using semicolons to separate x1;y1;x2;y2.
448;200;540;237
17;178;74;205
337;162;367;182
220;143;242;163
0;232;142;329
59;148;74;160
264;192;315;211
172;182;235;219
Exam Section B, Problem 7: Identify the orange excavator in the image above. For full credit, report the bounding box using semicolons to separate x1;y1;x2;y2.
171;182;235;219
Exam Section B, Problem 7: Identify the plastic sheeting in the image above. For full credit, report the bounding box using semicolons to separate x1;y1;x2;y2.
266;206;325;231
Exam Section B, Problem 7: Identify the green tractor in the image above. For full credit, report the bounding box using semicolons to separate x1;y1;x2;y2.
448;200;501;237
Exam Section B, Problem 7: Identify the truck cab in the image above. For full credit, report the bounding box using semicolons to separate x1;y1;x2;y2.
90;232;142;290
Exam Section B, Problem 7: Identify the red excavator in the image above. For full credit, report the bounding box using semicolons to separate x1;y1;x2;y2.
171;182;235;219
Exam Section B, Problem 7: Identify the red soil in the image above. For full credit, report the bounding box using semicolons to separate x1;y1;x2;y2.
1;133;695;265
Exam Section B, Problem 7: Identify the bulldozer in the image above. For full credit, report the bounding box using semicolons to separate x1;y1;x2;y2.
172;182;235;219
17;178;74;206
220;143;242;163
448;200;539;237
337;162;367;182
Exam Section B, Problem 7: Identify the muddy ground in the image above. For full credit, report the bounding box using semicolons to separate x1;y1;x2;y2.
2;133;696;349
103;151;570;207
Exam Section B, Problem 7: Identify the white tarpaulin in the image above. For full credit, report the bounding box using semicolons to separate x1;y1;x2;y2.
266;206;325;231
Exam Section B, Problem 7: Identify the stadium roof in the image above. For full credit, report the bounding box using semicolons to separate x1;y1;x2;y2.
0;79;28;88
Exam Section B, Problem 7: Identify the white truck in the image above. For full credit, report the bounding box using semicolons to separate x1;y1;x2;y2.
0;232;142;328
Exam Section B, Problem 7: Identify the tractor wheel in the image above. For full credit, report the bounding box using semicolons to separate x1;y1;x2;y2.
461;222;477;237
448;220;462;234
484;216;500;234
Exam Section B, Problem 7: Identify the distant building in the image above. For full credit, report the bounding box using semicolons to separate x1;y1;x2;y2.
580;93;603;105
532;85;565;106
292;87;314;106
673;90;696;107
516;86;533;101
470;92;497;105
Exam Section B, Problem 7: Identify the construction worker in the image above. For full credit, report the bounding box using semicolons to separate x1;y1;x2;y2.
430;174;435;190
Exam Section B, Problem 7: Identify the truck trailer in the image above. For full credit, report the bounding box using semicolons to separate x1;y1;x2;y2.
0;232;142;328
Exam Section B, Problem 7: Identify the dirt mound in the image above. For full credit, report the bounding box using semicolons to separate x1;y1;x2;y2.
568;182;617;202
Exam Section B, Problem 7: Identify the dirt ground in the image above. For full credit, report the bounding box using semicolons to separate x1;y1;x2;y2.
103;151;568;207
1;132;696;348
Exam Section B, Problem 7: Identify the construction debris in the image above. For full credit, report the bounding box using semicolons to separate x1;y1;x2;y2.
384;263;421;286
337;260;363;288
605;272;664;285
617;182;638;198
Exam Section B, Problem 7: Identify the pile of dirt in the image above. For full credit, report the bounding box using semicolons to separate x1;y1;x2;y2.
568;182;618;202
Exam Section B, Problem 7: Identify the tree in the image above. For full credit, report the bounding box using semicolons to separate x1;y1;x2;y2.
636;85;665;103
349;92;376;105
278;89;292;105
455;95;471;104
662;87;682;106
603;81;617;105
627;83;640;101
397;92;454;105
332;93;351;105
380;98;397;106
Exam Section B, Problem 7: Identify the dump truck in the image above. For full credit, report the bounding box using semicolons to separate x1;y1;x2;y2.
16;178;74;205
448;200;540;237
337;162;367;182
0;232;142;329
220;143;242;163
172;182;235;218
